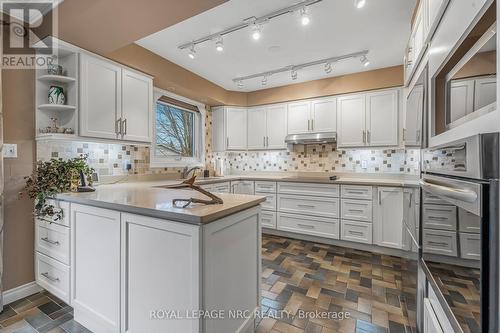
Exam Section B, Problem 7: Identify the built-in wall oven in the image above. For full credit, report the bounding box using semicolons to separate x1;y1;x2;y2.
420;133;500;333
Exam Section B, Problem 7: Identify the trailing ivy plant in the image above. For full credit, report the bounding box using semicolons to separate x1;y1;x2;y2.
21;155;94;221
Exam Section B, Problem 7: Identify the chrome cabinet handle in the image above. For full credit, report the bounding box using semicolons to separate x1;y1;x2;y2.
403;128;406;141
348;209;364;213
298;223;315;229
122;118;127;135
367;130;371;143
416;130;421;142
41;272;59;282
347;190;365;194
311;119;314;131
116;117;122;135
266;136;269;147
363;130;366;144
349;230;364;236
298;204;315;208
226;137;229;148
427;216;448;221
428;241;448;247
263;136;266;147
378;190;382;205
41;237;60;246
307;119;311;131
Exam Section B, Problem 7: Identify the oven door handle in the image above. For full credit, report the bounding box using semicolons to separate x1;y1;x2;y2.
420;179;478;203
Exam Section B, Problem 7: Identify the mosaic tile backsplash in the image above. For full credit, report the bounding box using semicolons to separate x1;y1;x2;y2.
36;111;421;177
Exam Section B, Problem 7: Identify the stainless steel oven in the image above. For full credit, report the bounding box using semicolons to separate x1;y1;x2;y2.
420;133;500;333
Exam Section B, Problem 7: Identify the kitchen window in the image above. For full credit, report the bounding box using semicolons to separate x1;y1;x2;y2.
151;89;205;167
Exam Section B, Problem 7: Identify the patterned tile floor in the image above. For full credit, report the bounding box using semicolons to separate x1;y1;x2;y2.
1;235;414;333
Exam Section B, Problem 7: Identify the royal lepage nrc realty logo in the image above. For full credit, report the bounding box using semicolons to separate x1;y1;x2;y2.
1;0;58;69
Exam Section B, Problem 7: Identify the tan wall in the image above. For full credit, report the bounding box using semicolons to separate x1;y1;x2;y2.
2;69;36;290
454;50;496;79
246;66;404;106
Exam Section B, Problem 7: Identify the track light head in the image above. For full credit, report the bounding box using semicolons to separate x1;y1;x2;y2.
262;75;268;86
324;62;332;74
215;37;224;52
360;55;370;67
291;68;298;80
188;44;196;59
299;7;310;26
237;80;243;89
354;0;366;9
251;23;262;40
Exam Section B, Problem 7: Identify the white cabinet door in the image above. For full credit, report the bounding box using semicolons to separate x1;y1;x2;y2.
71;204;121;333
287;101;311;134
266;104;287;149
413;12;425;62
211;107;225;152
121;69;153;142
474;76;496;110
226;107;247;150
231;180;255;194
337;95;366;147
311;98;336;133
427;0;446;31
405;86;423;146
247;107;267;150
450;79;474;122
80;53;121;139
374;187;404;249
424;299;444;333
366;90;399;146
122;214;200;333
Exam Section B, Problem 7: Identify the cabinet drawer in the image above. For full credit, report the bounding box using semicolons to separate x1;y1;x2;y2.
210;182;231;193
341;220;373;244
261;211;277;229
423;229;457;256
423;205;457;230
277;182;339;197
277;213;339;239
35;252;70;303
258;193;277;211
459;233;480;260
255;181;277;193
278;194;339;218
423;191;449;205
38;199;70;227
341;185;373;200
35;220;70;265
458;208;480;233
341;199;373;222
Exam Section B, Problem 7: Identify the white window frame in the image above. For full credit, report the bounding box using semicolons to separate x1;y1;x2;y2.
150;88;206;168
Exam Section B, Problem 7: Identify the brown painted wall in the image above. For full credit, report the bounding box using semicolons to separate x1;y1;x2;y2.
454;50;496;79
2;69;36;290
246;66;404;106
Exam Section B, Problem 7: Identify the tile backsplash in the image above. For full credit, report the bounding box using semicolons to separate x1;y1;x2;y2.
36;111;421;177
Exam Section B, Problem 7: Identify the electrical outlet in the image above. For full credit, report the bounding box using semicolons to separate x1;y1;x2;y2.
3;144;18;158
361;160;368;169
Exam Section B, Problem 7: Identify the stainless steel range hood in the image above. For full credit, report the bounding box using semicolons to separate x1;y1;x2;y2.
285;132;337;145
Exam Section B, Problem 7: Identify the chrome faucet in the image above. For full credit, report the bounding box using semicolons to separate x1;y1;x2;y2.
181;166;201;179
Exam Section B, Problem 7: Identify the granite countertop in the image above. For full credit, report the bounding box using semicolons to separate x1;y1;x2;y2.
57;182;266;225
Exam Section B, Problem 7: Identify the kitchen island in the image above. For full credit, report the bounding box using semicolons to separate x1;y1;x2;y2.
41;184;265;333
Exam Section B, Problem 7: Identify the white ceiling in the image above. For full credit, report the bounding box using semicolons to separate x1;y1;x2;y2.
136;0;416;92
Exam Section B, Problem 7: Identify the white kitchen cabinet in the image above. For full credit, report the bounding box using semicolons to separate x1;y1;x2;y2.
121;69;153;142
423;298;444;333
405;85;423;146
366;90;399;146
287;101;311;134
337;94;366;147
278;213;339;240
450;79;474;123
231;180;255;194
374;187;404;249
474;76;497;111
80;53;122;140
247;107;267;149
71;204;121;333
247;104;287;150
80;53;153;142
211;107;225;152
427;0;447;34
311;98;337;133
226;107;247;150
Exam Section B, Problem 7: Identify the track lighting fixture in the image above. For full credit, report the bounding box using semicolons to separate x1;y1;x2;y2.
237;80;243;89
299;7;310;26
261;75;269;86
251;23;262;40
354;0;366;9
360;55;370;67
215;37;224;52
291;68;298;80
324;62;332;74
188;44;196;59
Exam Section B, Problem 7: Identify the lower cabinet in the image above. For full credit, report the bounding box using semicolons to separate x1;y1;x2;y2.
261;210;277;229
277;213;339;239
423;298;444;333
35;252;70;303
71;204;121;333
374;187;404;249
231;180;255;194
340;220;372;244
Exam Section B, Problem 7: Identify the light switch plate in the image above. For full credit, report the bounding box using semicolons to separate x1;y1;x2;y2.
361;160;368;169
3;144;18;158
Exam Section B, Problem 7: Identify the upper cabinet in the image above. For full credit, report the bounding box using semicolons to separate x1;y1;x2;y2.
80;53;153;143
287;98;337;135
338;89;399;148
266;104;288;149
211;107;247;151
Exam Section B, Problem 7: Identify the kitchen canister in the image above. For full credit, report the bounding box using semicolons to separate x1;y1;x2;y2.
48;86;66;105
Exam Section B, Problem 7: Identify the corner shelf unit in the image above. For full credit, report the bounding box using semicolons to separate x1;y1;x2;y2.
35;43;80;140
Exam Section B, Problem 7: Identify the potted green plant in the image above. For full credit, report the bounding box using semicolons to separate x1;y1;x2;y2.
21;155;94;221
